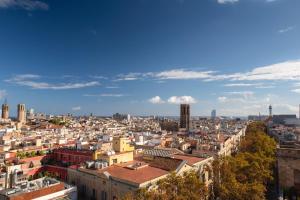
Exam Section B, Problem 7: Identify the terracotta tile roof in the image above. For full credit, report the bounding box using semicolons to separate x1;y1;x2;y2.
172;154;205;166
101;165;168;184
147;156;184;171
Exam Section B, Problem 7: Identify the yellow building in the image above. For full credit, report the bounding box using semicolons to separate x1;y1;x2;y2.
92;137;135;165
112;136;134;153
102;151;134;166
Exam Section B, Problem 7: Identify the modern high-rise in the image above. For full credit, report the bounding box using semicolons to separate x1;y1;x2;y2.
1;103;9;119
17;104;26;123
211;109;216;120
180;104;190;131
269;105;272;117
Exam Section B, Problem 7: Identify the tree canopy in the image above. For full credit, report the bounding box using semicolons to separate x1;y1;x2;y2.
212;121;277;200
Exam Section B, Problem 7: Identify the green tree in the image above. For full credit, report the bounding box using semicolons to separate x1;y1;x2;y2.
212;122;277;200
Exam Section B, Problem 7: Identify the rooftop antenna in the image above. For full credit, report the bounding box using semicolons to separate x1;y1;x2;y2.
4;98;7;105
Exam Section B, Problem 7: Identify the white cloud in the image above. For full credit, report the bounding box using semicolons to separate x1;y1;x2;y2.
0;0;48;10
154;69;215;80
117;59;300;83
278;26;295;34
167;96;197;104
217;0;238;4
291;89;300;94
0;90;7;100
72;106;81;111
114;73;143;81
218;96;228;103
149;96;165;104
222;60;300;81
90;75;107;79
255;85;275;89
100;94;124;97
6;74;100;90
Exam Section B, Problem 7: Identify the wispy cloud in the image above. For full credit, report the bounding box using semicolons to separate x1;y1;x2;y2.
209;60;300;81
217;0;238;4
278;26;295;34
90;75;107;79
0;0;49;10
154;69;215;80
114;73;144;81
72;106;81;111
6;74;100;90
149;96;165;104
218;96;228;103
116;69;216;81
116;59;300;83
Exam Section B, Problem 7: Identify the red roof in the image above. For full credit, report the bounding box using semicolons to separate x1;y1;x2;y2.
100;164;168;184
172;154;205;166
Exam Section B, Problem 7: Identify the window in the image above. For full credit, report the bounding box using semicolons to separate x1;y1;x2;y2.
113;196;118;200
101;191;107;200
294;169;300;185
80;185;86;197
92;189;96;198
112;159;117;164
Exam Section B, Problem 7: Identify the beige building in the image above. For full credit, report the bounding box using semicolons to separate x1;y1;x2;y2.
1;104;9;119
68;150;213;200
277;146;300;193
17;104;26;123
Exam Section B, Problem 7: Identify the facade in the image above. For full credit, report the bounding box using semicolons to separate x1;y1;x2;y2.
1;104;9;119
52;148;95;165
180;104;190;131
277;146;300;193
17;104;26;123
273;115;297;125
67;153;212;200
112;136;134;153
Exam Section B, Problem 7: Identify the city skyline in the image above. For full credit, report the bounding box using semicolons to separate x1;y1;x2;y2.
1;0;300;116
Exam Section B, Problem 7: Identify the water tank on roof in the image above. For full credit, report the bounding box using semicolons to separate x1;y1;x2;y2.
95;162;102;169
103;162;108;168
86;161;94;168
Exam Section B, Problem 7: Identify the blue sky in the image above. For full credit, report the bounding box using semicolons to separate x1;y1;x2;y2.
0;0;300;116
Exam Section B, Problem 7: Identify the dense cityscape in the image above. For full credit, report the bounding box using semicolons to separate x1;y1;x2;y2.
0;102;298;199
1;0;300;199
